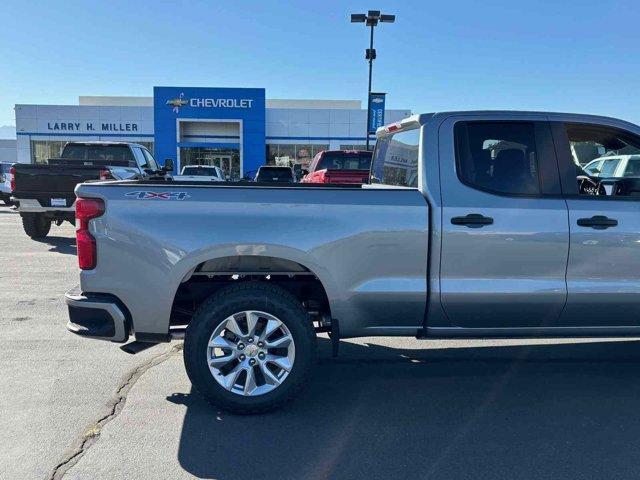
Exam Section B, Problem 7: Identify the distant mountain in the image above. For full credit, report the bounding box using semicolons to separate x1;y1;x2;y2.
0;125;16;139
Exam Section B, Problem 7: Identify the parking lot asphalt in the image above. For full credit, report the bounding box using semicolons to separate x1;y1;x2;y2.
2;203;640;479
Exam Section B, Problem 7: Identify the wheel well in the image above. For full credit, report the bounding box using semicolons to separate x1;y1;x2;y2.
170;256;331;330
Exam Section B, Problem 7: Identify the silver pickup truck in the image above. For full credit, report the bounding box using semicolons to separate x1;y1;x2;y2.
66;110;640;413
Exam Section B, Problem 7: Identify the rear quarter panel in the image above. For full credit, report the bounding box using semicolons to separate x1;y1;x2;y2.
76;184;429;338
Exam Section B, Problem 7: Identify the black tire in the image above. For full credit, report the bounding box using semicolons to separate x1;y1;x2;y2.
21;213;51;239
184;282;316;414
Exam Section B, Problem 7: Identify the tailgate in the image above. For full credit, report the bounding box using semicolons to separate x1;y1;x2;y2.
325;169;370;184
13;164;101;204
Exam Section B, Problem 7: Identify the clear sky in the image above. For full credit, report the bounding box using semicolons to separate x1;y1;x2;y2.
1;0;639;133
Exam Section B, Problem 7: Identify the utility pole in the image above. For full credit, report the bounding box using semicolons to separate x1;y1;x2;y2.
351;10;395;150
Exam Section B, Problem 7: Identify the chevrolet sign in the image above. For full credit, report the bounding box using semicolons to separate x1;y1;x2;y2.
189;98;254;108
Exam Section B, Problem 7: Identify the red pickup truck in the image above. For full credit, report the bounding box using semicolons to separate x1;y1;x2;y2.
301;150;372;184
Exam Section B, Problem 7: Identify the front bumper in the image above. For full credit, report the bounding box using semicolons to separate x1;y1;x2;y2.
65;286;130;343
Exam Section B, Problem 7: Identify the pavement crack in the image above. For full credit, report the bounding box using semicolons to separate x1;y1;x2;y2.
48;343;183;480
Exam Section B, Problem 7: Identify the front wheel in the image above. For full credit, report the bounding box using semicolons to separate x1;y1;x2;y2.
21;213;51;239
184;282;316;414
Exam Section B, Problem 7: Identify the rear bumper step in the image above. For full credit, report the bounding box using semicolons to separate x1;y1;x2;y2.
65;287;129;343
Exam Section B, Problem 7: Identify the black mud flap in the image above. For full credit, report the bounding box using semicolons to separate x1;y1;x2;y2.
329;318;340;358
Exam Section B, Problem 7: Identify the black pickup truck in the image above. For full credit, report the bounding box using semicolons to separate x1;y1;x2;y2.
12;142;161;239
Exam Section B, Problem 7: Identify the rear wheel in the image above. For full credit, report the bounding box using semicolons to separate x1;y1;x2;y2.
184;282;316;414
21;213;51;239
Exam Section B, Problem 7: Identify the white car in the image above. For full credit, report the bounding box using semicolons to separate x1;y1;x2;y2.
173;165;225;182
583;155;640;178
0;162;13;205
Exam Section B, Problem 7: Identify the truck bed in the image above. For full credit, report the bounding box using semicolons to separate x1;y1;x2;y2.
75;180;429;339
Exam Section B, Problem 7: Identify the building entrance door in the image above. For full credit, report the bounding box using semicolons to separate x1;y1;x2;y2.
210;155;232;177
180;147;240;179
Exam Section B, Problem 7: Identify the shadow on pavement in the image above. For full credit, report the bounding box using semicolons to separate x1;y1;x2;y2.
168;338;640;480
39;236;76;255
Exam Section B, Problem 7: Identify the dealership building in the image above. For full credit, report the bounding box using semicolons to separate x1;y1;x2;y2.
13;86;410;178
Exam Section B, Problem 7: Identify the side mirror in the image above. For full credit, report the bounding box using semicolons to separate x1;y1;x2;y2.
163;159;174;172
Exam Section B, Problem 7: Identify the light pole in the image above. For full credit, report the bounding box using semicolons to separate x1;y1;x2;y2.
351;10;395;150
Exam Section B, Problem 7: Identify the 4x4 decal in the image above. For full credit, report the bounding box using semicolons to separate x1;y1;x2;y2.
125;191;190;200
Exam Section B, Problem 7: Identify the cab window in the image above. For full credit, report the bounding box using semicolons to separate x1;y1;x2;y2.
583;160;602;176
565;123;640;197
623;157;640;177
600;158;620;177
371;127;419;187
455;122;540;195
132;148;148;169
141;148;159;170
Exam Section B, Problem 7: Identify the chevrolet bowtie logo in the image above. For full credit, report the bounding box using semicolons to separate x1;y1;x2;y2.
166;93;188;113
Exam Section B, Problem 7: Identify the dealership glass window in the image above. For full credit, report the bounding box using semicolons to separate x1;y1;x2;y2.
30;140;154;164
267;145;279;165
340;144;369;151
277;145;295;165
295;145;313;166
266;144;329;167
311;145;329;155
138;142;154;153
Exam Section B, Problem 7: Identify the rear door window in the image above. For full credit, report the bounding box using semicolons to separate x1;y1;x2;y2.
455;122;540;195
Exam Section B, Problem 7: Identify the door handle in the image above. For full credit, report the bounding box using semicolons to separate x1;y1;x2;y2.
577;215;618;229
451;213;494;228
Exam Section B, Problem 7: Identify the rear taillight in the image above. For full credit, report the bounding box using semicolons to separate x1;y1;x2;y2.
99;169;113;181
10;166;15;192
75;197;105;270
319;171;331;183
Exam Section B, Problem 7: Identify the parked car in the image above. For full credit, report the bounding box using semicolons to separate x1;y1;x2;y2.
582;154;640;178
173;165;225;182
301;150;372;184
254;165;296;183
12;142;163;239
0;162;14;205
66;110;640;414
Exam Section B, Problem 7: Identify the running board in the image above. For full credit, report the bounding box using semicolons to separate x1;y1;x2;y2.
417;326;640;339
